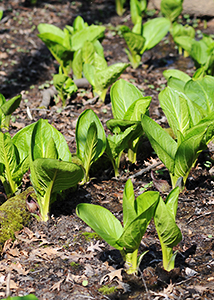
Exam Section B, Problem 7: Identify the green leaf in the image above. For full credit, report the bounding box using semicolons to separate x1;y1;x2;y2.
173;35;194;53
72;49;83;79
111;79;144;119
1;94;22;116
123;31;145;54
0;132;17;195
33;158;83;194
76;203;124;250
184;76;214;117
83;63;96;88
159;87;191;136
161;0;183;22
73;15;87;32
190;39;209;66
167;77;187;93
94;63;129;96
163;69;191;82
172;22;195;39
76;109;106;165
154;196;182;248
107;119;138;133
174;129;206;179
142;115;177;173
153;195;182;271
124;97;152;121
165;187;180;219
30;119;72;162
32;158;83;221
1;294;39;300
130;0;143;25
71;25;105;51
81;41;95;65
141;17;170;53
12;122;36;162
106;125;138;159
38;23;65;38
93;52;108;70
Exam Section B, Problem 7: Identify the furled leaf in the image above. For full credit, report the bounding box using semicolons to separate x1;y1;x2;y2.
76;109;106;164
159;87;191;136
31;119;72;162
116;191;159;252
184;76;214;117
161;0;183;22
76;203;124;250
94;63;129;92
83;122;98;180
174;129;206;179
123;32;145;55
124;97;152;121
123;179;136;228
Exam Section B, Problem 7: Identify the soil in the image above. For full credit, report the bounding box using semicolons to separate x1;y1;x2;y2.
0;1;214;299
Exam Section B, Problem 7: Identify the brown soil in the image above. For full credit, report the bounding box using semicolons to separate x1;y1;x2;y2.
0;1;214;299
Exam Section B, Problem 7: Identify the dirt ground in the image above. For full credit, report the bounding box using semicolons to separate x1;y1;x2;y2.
0;0;214;299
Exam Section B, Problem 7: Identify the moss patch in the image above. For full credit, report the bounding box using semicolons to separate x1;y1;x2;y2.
98;285;117;295
0;187;34;252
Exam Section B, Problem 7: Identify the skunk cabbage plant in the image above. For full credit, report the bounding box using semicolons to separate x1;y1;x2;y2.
154;187;182;271
76;109;106;183
13;119;83;222
38;16;105;76
142;84;214;189
77;179;159;274
106;79;151;167
121;17;170;68
0;131;29;198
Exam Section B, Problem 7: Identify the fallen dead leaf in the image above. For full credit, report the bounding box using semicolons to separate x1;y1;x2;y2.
66;273;87;284
50;278;64;291
87;241;105;252
9;262;28;275
100;268;123;284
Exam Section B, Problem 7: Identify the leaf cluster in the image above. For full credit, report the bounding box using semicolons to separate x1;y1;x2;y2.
77;180;181;273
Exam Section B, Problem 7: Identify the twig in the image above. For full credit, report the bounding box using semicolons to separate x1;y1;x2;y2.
186;211;213;225
138;269;151;300
5;272;11;298
129;161;162;179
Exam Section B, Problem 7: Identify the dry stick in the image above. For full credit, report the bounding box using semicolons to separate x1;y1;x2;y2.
129;161;162;179
186;211;214;225
138;269;151;300
5;272;11;298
